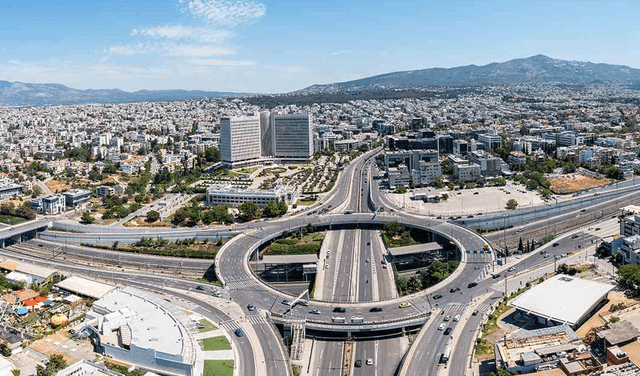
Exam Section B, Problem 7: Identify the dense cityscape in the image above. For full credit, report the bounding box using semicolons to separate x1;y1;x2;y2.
0;78;638;376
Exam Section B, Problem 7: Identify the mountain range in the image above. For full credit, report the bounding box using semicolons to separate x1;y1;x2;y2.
296;55;640;94
2;55;640;107
0;80;237;107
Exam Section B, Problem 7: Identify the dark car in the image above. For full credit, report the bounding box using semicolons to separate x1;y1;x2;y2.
234;328;244;337
468;282;478;288
355;360;362;367
443;327;452;335
369;307;383;312
450;287;460;293
367;241;371;246
492;274;501;279
247;304;255;311
433;294;443;300
333;307;346;313
552;242;559;247
195;285;205;291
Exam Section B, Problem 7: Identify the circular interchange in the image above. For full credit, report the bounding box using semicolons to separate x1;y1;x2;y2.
215;212;493;330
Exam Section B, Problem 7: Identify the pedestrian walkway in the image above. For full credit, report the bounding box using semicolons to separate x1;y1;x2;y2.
442;302;469;315
225;278;262;290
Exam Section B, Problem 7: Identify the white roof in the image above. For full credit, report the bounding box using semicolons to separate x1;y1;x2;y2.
94;289;187;359
56;276;115;299
511;274;614;326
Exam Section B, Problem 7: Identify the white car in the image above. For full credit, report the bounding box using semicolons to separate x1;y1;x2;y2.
366;358;373;366
508;267;515;272
438;323;446;331
453;314;461;322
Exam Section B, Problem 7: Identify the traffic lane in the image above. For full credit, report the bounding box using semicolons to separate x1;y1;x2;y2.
252;323;288;376
358;230;373;302
353;338;405;376
321;230;345;300
314;340;344;376
447;296;497;376
333;230;356;302
371;231;395;300
404;318;450;376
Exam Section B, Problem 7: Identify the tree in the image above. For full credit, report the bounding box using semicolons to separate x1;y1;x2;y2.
397;277;408;293
395;184;407;194
518;237;523;251
112;241;119;250
147;210;160;223
10;369;20;376
81;212;94;224
240;202;259;220
506;198;518;210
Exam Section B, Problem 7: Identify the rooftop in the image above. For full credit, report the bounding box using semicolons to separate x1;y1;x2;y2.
388;242;442;257
597;320;640;345
57;276;116;299
258;254;318;264
510;274;614;326
94;288;196;364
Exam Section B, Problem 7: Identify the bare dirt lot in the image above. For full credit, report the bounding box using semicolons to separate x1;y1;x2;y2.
549;174;612;194
45;179;73;193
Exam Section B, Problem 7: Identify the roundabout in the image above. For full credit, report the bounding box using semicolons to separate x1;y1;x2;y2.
215;211;494;333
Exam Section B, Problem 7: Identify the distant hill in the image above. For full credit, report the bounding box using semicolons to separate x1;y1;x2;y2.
0;81;240;107
294;55;640;94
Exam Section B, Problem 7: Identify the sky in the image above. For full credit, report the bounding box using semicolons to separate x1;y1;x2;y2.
0;0;639;93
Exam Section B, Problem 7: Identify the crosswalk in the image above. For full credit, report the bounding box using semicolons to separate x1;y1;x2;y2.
476;303;491;313
441;301;492;316
225;279;262;290
247;315;267;325
217;315;268;333
474;264;492;283
442;302;469;315
218;320;241;332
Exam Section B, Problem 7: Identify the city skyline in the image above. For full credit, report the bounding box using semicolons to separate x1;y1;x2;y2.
1;0;640;93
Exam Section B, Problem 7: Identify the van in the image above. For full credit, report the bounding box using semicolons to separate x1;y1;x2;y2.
331;317;346;323
350;317;364;324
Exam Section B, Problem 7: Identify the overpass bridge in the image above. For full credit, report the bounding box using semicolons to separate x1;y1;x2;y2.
0;219;51;248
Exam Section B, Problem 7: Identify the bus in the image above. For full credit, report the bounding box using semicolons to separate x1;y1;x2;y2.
439;346;452;365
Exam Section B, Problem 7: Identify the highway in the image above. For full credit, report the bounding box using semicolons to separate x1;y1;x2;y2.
11;145;631;376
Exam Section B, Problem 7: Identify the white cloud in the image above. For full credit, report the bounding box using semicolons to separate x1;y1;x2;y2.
187;0;266;27
131;25;231;43
109;43;236;57
327;50;350;56
188;58;255;67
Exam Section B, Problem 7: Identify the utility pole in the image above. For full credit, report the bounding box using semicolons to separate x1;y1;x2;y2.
504;273;508;296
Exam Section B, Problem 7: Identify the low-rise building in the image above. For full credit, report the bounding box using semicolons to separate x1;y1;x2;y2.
63;188;91;207
84;288;197;376
0;178;22;199
32;195;66;215
205;185;295;207
454;163;481;182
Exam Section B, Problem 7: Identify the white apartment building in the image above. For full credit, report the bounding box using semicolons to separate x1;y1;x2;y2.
454;163;482;182
271;113;314;162
478;130;502;150
220;115;262;168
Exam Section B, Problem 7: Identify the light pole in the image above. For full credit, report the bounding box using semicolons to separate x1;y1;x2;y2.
503;214;508;261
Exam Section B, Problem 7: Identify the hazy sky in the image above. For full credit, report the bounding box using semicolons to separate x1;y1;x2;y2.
1;0;639;93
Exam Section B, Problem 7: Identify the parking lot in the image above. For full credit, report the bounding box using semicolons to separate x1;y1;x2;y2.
385;183;545;216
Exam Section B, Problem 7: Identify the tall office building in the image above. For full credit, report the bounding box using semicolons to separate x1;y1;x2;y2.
259;111;274;157
220;115;262;168
271;113;313;162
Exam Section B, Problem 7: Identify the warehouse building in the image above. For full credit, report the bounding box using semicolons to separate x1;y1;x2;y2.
510;274;614;328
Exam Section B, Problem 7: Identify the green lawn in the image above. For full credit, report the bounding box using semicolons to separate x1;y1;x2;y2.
264;167;287;174
199;319;217;333
264;232;325;256
203;360;234;376
0;214;26;225
296;196;318;206
202;336;231;351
